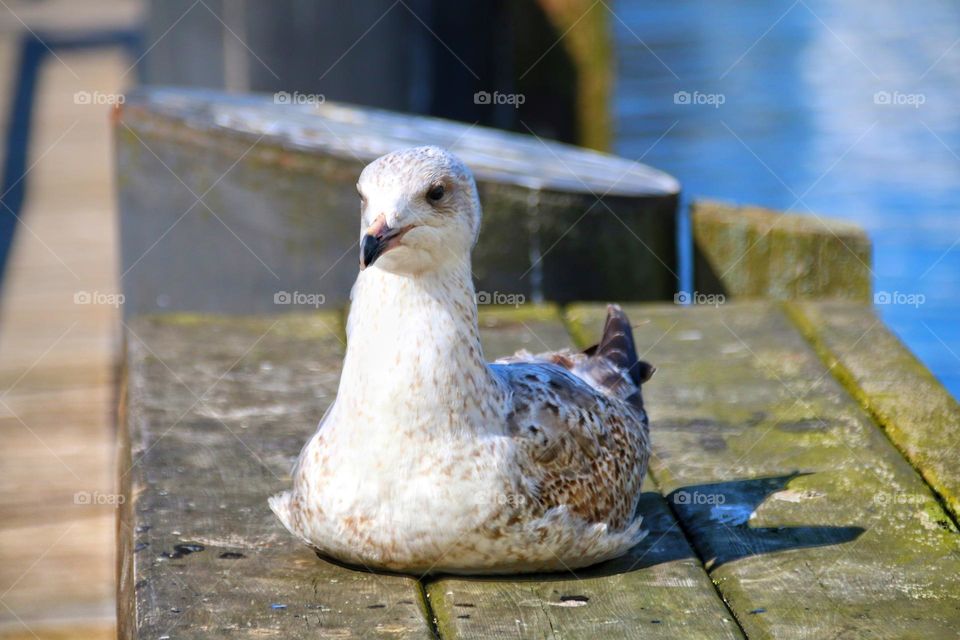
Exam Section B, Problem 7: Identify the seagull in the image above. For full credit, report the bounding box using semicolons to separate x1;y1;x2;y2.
270;146;654;574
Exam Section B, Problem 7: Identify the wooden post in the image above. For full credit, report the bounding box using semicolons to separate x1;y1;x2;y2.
692;199;872;301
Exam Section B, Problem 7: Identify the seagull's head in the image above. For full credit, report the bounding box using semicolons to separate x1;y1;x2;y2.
356;146;481;274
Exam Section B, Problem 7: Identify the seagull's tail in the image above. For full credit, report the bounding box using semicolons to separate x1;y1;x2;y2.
268;491;297;536
579;304;655;410
593;304;655;387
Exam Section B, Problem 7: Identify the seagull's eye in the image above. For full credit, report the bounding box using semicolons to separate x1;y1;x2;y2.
426;184;445;203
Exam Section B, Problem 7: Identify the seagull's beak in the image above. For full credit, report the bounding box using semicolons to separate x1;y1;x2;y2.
359;214;413;270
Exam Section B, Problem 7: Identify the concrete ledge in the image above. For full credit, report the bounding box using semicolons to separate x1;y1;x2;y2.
692;199;872;301
116;88;679;317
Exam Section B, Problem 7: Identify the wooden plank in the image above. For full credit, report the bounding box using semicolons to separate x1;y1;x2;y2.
0;624;112;640
0;516;114;638
567;302;960;639
426;307;744;640
119;313;433;639
0;40;127;637
476;305;574;356
787;300;960;523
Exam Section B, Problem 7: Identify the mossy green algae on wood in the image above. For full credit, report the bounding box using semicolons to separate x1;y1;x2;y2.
427;472;744;640
120;312;431;638
567;302;960;639
786;300;960;525
477;304;573;358
122;309;741;638
692;200;872;301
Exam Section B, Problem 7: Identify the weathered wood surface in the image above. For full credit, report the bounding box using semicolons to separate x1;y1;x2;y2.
116;88;679;318
121;302;960;638
569;302;960;639
426;481;745;640
0;28;132;638
119;313;433;639
121;307;744;639
692;200;872;301
787;300;960;524
425;308;744;639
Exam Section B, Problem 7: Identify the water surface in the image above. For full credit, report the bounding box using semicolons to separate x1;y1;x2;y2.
613;0;960;397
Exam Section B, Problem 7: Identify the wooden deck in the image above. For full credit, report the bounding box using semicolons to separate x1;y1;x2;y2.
119;302;960;638
0;1;141;637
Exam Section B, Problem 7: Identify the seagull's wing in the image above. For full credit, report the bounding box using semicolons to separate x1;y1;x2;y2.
490;305;653;529
497;305;655;409
489;362;648;530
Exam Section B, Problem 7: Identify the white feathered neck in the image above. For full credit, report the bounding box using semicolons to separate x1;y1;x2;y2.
336;258;504;439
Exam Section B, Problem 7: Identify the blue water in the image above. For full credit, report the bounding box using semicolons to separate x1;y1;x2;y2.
612;0;960;399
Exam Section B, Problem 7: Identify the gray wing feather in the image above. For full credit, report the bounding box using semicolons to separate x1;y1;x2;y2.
487;305;653;529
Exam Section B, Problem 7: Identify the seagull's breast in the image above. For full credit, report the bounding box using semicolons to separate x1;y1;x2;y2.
292;412;521;560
